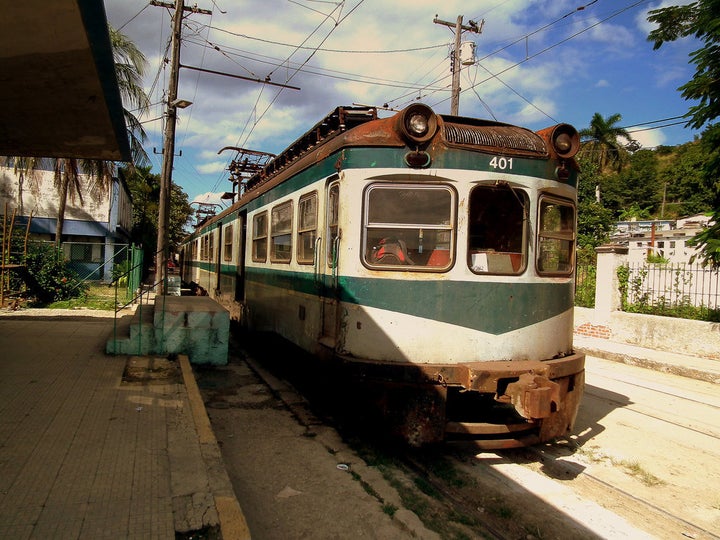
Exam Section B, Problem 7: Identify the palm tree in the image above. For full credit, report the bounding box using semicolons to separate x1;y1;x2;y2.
52;26;149;246
579;112;636;172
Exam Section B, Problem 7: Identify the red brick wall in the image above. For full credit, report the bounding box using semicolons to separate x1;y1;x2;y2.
574;322;611;340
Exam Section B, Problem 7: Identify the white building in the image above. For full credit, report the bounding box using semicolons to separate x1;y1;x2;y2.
0;162;133;282
611;214;711;265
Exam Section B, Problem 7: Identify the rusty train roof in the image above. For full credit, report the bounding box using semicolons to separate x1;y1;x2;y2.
192;105;555;231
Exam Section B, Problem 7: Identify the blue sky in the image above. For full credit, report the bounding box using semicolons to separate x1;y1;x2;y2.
104;0;702;209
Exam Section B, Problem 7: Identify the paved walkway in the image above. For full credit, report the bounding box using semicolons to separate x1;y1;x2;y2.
1;306;716;539
0;308;247;540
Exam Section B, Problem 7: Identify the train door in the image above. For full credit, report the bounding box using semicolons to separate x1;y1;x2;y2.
235;211;246;302
215;226;222;292
318;179;340;347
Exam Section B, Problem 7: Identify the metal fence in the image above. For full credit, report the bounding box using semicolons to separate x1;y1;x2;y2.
623;262;720;312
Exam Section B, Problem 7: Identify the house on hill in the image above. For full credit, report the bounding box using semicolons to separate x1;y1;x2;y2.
611;214;712;264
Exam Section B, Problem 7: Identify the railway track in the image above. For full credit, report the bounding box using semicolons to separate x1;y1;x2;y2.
212;340;719;539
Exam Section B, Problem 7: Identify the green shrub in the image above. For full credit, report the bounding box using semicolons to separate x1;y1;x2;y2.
24;243;88;304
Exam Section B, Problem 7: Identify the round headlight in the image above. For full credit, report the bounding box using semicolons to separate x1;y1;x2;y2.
397;104;438;144
554;133;573;153
408;113;429;137
550;124;579;158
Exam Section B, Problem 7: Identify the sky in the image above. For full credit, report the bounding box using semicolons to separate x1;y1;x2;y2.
103;0;703;209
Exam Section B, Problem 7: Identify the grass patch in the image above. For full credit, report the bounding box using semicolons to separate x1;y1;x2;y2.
615;459;665;487
44;283;121;311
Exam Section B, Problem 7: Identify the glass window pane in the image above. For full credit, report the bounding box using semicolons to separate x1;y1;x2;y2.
537;198;575;274
297;193;317;264
271;202;293;262
224;224;233;262
252;212;268;262
468;186;527;274
364;185;454;270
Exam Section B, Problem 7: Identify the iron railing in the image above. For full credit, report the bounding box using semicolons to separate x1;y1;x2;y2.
620;262;720;320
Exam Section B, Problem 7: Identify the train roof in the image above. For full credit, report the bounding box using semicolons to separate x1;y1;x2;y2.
186;105;577;236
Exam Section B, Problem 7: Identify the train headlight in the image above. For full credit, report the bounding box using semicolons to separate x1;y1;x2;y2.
550;124;580;159
408;113;429;137
397;104;438;144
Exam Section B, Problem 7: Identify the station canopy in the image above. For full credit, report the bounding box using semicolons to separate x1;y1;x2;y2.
0;0;131;162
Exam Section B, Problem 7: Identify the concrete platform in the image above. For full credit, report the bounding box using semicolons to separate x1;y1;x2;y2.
0;308;248;539
107;296;230;366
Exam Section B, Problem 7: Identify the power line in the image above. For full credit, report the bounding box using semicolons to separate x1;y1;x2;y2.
622;115;687;128
180;36;449;91
193;21;449;54
210;0;366;194
428;0;649;110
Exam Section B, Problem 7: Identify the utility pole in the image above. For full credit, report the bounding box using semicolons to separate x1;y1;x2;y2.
433;15;483;116
152;0;210;293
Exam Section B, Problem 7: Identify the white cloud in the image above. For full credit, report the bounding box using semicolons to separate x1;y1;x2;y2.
631;129;666;149
106;0;701;202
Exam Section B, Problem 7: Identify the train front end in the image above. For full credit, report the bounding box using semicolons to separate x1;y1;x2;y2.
331;105;585;448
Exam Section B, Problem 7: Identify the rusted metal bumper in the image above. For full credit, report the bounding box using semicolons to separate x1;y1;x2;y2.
336;352;585;448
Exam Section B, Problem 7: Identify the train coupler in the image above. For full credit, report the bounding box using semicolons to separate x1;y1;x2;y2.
502;373;561;420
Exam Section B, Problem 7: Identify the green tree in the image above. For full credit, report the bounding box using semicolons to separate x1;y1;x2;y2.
657;139;714;218
576;157;614;249
578;112;636;171
648;0;720;267
122;166;193;276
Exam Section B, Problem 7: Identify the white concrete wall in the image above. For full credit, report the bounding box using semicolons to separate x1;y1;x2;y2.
0;164;111;223
575;306;720;360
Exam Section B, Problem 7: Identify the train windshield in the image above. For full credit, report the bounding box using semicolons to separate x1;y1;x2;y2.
363;184;454;270
468;185;528;274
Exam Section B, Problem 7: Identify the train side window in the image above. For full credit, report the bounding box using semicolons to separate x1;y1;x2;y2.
223;224;234;262
363;184;454;270
252;212;268;262
271;201;293;263
297;192;318;264
468;185;528;274
537;197;575;275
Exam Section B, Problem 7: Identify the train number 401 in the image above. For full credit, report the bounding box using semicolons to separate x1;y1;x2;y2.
489;156;513;170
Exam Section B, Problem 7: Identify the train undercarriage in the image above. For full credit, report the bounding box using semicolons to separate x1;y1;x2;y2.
330;352;585;448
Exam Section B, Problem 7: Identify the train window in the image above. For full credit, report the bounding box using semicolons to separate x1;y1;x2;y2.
363;184;454;270
297;192;318;264
252;212;268;262
201;235;208;261
271;201;293;263
223;224;234;262
327;183;339;268
537;197;575;275
468;185;528;274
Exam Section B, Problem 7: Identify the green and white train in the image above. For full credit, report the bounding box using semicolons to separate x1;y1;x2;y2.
179;104;585;448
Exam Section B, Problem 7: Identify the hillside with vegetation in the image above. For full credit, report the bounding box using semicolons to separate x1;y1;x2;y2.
575;123;717;263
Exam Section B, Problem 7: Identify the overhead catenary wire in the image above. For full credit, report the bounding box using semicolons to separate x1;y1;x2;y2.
209;0;367;195
426;0;650;111
179;35;450;92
